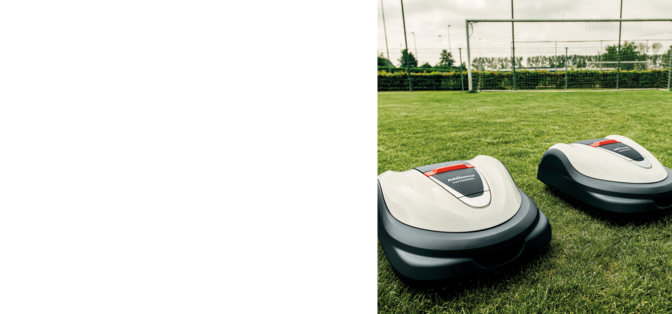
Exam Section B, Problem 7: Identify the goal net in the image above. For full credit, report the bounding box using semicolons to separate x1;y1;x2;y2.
466;19;672;91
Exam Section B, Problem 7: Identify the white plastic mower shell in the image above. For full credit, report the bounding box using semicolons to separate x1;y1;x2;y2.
378;155;552;285
547;135;667;184
378;155;521;232
537;135;672;215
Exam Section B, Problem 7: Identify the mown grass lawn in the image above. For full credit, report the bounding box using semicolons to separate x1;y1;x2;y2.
378;90;672;313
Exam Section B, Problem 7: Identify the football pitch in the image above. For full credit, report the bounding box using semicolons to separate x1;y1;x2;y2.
378;90;672;313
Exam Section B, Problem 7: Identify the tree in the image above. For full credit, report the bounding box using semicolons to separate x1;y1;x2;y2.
437;50;455;68
471;57;485;70
397;49;418;68
376;57;394;68
377;52;394;68
636;42;649;54
663;45;672;68
420;62;432;68
652;42;663;54
601;41;644;70
376;57;387;67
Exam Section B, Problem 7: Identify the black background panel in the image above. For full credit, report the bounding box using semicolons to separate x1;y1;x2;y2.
599;143;644;161
432;168;485;197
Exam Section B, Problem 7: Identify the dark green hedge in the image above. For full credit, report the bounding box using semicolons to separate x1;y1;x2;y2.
377;66;459;73
378;71;466;91
378;70;671;91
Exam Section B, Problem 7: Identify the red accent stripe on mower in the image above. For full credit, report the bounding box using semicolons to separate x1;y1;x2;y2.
424;164;474;177
589;139;620;147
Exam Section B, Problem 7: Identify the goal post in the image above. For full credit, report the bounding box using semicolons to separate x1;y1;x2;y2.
465;19;672;92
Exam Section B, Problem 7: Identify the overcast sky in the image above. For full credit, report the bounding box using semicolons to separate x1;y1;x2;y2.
378;0;672;67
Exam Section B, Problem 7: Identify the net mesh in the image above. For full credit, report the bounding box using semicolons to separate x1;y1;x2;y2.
468;20;672;91
377;0;672;92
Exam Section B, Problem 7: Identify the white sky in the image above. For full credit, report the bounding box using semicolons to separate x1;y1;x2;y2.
378;0;672;66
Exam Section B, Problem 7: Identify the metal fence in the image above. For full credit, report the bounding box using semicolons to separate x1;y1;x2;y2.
378;0;672;92
466;19;672;91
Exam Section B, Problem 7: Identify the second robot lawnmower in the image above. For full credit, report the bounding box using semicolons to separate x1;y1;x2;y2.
538;135;672;216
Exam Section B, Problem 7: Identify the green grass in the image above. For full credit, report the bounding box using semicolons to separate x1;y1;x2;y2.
378;90;672;313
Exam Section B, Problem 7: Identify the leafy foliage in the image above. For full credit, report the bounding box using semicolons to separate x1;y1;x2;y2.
479;50;670;71
378;69;670;91
663;45;672;69
377;66;457;73
378;71;466;91
652;42;663;54
437;50;455;68
377;57;388;67
377;52;393;68
601;41;646;70
397;49;418;68
472;57;522;70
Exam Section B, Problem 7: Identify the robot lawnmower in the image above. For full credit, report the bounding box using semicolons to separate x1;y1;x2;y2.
537;135;672;216
378;155;552;285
